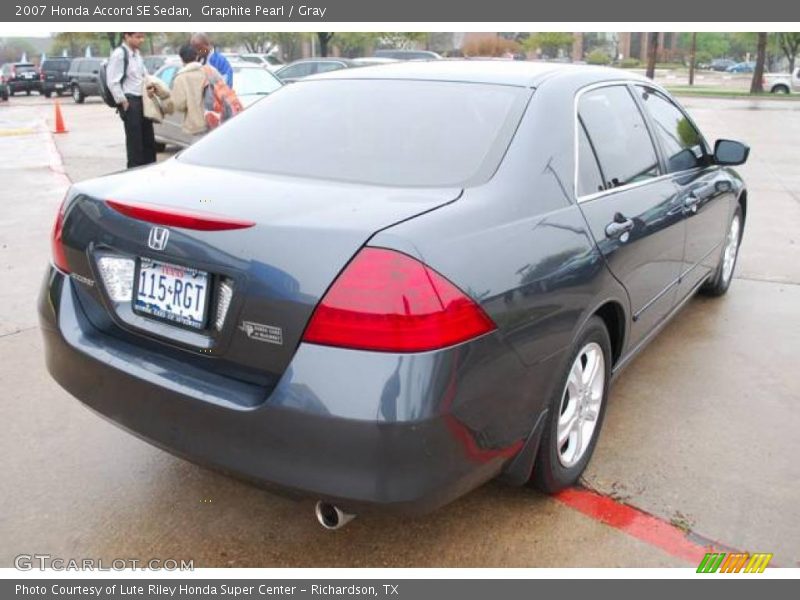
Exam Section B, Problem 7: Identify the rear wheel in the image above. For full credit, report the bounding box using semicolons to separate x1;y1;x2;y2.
154;141;167;153
771;85;790;94
43;90;52;98
26;89;31;96
532;316;612;493
701;205;743;297
71;85;85;104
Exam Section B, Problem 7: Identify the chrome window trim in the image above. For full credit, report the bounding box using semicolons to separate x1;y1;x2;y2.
573;79;708;204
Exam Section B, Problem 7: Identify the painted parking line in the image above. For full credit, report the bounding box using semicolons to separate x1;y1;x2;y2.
554;487;737;564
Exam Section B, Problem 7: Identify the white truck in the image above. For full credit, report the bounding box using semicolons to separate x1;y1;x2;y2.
764;67;800;93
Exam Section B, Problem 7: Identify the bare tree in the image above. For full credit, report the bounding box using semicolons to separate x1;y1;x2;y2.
645;32;659;79
750;33;768;94
778;32;800;73
688;32;697;86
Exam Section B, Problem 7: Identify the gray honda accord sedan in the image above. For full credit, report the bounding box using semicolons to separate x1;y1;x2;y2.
39;61;749;528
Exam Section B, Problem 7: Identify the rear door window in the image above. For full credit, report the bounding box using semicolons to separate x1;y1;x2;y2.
636;86;708;173
578;85;660;191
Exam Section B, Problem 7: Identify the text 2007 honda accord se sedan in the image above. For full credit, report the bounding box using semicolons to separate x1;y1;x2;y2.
40;61;749;528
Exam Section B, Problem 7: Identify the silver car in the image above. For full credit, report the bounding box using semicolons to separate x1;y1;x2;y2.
154;61;283;149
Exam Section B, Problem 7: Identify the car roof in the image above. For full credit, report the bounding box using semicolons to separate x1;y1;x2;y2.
309;59;651;88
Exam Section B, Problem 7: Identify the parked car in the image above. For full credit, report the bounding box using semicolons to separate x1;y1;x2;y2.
240;53;284;70
373;49;442;60
1;62;40;95
40;57;73;97
726;61;756;73
67;57;104;103
143;55;178;73
763;67;800;93
708;58;736;71
40;62;749;528
274;58;362;83
153;60;283;149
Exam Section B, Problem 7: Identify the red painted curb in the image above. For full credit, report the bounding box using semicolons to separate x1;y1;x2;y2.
554;487;721;564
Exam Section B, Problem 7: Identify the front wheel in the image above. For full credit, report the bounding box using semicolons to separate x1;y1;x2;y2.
71;85;85;104
701;205;743;297
532;316;612;493
43;90;52;98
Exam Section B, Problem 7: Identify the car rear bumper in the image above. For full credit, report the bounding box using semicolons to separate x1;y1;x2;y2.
9;80;40;91
39;267;540;514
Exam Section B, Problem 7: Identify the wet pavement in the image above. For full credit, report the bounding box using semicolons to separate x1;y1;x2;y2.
0;93;798;568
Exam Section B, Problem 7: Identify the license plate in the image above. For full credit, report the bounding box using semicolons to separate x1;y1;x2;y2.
134;258;210;329
23;73;33;79
55;83;63;89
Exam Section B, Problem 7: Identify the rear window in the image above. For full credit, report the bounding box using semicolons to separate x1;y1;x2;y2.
43;59;70;71
16;64;36;73
233;67;282;96
180;79;529;187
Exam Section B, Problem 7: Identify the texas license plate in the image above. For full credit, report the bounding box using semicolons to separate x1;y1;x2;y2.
134;258;210;329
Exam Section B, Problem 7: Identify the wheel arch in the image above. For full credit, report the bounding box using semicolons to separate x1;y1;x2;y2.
592;300;626;367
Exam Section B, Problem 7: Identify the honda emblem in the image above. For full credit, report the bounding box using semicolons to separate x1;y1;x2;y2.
147;227;170;251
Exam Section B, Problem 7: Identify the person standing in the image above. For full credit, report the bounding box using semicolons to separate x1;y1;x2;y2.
167;45;213;136
107;32;157;169
191;33;234;87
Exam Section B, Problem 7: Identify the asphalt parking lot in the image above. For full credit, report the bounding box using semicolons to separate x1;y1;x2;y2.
1;93;798;568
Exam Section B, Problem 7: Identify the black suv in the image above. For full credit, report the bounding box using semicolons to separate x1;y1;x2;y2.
40;57;72;97
67;57;103;103
0;62;41;95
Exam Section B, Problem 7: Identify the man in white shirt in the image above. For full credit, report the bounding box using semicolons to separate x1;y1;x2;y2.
106;32;156;168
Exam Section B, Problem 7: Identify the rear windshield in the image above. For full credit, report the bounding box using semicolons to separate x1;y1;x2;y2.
179;79;529;187
16;65;36;72
43;59;70;70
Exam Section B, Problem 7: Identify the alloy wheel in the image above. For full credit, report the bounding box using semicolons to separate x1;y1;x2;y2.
557;342;605;468
721;214;741;285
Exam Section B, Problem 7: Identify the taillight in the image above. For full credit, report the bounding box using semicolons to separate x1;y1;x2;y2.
51;194;70;273
106;199;255;231
303;247;496;353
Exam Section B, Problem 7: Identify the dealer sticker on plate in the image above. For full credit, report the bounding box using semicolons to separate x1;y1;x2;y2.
135;258;209;329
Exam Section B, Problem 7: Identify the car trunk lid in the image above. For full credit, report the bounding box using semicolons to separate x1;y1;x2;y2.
59;159;460;386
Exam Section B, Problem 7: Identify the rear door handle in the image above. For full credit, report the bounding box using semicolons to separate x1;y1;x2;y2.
605;215;635;240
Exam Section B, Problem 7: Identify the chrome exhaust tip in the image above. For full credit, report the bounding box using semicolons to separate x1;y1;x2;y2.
315;501;355;530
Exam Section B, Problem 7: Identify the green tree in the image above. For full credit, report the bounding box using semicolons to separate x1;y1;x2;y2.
334;32;380;57
778;32;800;73
0;38;36;63
316;32;334;57
523;32;573;58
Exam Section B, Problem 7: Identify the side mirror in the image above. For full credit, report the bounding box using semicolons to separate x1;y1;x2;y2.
714;139;750;166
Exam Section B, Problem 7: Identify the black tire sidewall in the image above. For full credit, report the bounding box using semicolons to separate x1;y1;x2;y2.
532;315;612;493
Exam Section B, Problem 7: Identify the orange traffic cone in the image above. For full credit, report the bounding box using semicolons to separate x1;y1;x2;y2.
53;100;67;134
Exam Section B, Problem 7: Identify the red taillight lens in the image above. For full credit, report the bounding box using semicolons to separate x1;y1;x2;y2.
51;195;70;273
303;247;496;353
106;199;255;231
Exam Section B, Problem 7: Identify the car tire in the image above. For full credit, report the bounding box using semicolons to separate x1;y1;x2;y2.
701;204;743;297
71;85;85;104
154;142;167;153
26;89;31;96
43;90;52;98
771;85;790;94
531;315;612;493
